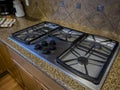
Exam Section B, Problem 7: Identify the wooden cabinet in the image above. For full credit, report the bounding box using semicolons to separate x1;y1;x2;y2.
0;42;24;87
0;42;23;87
8;58;24;87
0;54;6;74
0;42;7;74
19;66;48;90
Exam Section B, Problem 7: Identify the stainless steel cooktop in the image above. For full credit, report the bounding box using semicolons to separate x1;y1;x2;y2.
8;21;119;90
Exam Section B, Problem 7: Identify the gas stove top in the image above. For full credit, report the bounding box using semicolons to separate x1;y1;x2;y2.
9;21;119;90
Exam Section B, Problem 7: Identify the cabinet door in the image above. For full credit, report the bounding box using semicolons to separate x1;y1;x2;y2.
9;58;24;87
0;42;24;87
0;42;7;74
0;54;6;74
19;67;48;90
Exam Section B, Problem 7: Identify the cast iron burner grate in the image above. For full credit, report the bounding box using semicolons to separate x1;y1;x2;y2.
11;21;61;44
57;35;119;84
49;27;84;43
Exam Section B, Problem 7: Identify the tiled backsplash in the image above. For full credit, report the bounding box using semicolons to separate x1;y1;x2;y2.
22;0;120;35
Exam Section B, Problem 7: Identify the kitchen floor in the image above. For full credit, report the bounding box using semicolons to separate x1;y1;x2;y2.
0;73;23;90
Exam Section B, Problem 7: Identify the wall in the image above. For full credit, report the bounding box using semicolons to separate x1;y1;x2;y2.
22;0;120;36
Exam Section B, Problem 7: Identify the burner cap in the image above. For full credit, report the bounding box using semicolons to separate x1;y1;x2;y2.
42;48;50;54
49;40;56;45
78;57;88;65
34;44;42;50
93;43;101;49
41;41;48;46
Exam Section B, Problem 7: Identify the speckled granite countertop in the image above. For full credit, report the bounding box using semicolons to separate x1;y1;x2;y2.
0;17;120;90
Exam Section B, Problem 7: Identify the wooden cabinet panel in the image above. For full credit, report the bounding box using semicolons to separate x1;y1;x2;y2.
0;42;10;65
0;42;23;87
19;68;37;90
19;66;48;90
9;58;24;87
0;54;6;74
0;42;7;74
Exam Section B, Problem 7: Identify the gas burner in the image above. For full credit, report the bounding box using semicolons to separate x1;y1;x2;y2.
12;21;60;44
16;30;42;42
78;57;88;65
50;28;84;42
57;34;119;84
93;42;101;49
87;35;116;47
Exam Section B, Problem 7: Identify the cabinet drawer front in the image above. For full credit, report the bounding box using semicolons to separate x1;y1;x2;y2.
0;54;6;74
19;67;48;90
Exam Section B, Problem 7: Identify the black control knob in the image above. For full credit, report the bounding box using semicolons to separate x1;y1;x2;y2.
49;45;56;50
34;44;42;50
41;41;48;46
49;40;56;45
42;48;50;54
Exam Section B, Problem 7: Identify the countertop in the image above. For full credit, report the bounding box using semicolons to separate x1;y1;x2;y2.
0;17;120;90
